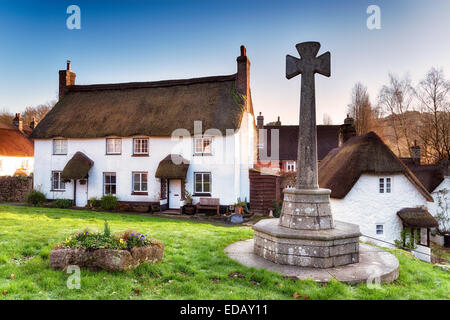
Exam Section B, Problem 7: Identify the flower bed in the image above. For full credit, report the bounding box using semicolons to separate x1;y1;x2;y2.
50;223;164;271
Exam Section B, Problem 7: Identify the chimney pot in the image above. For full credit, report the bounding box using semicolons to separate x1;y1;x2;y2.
240;45;246;57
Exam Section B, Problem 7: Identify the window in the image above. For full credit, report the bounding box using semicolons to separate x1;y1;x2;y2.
194;137;212;155
194;172;211;194
53;139;68;155
286;161;296;172
21;159;29;169
132;172;148;193
103;173;116;195
376;224;384;235
106;138;122;154
52;171;65;191
0;159;3;171
133;138;149;155
379;177;391;193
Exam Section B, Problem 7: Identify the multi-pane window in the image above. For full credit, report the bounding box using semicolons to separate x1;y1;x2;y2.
379;177;391;193
194;137;212;155
133;172;148;192
286;161;296;172
53;139;68;155
103;173;116;195
106;138;122;154
194;172;211;194
376;224;384;235
52;171;65;191
21;159;29;169
0;159;3;171
133;138;149;155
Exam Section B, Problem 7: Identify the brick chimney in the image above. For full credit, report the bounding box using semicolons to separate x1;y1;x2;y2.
59;60;76;99
12;113;23;132
236;45;250;99
339;114;356;146
29;117;38;130
275;116;281;126
411;140;421;166
257;112;264;129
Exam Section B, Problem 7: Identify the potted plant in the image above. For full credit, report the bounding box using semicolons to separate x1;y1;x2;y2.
183;191;195;215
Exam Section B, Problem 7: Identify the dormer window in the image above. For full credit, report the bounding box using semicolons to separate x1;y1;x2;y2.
133;138;149;156
379;177;391;193
194;137;212;155
106;138;122;154
53;139;67;155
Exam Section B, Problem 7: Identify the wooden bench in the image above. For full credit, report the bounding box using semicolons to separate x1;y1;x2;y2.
196;198;220;215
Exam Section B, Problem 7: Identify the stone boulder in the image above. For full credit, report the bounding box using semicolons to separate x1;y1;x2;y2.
49;244;164;271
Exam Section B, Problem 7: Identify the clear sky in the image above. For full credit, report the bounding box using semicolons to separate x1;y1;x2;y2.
1;0;449;125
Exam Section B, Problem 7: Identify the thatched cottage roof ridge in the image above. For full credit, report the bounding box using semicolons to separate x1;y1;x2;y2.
318;131;433;201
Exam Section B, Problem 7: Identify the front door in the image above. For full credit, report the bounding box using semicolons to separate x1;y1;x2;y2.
169;179;181;209
75;179;88;207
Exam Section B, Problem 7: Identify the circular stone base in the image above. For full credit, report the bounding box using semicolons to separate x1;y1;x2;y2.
225;240;399;284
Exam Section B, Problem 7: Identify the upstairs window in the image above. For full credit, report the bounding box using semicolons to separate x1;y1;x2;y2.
53;139;67;155
194;137;212;155
286;161;296;172
133;138;149;155
194;172;211;194
106;138;122;154
376;224;384;235
379;177;391;193
52;171;65;191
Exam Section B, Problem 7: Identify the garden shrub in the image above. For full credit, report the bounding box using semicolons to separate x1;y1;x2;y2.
88;197;101;208
26;190;46;206
52;198;73;208
101;195;119;211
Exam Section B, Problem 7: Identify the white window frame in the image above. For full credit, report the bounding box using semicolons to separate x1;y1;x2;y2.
103;172;117;195
133;138;149;155
52;171;65;191
379;177;392;194
194;136;212;155
21;159;29;169
286;161;296;172
0;159;3;171
376;224;384;236
53;139;68;155
132;172;148;193
106;138;122;155
194;172;211;194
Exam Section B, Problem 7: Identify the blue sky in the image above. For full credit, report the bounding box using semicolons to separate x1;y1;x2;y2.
1;0;449;124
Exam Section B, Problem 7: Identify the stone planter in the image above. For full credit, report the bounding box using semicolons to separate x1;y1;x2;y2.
49;244;164;271
183;204;195;215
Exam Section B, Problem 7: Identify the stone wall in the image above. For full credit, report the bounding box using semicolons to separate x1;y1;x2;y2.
0;176;33;202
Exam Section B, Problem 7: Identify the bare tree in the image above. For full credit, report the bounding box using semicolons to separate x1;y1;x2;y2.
378;74;415;157
414;67;450;163
0;108;14;125
347;82;373;135
322;113;333;125
22;101;56;124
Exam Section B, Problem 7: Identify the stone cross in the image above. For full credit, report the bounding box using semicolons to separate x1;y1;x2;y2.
286;42;330;189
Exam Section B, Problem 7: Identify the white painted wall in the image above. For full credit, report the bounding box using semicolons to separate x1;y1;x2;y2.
33;113;255;207
427;176;450;233
330;174;429;247
0;156;34;176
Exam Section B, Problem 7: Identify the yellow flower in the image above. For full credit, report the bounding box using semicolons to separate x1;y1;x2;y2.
119;238;125;244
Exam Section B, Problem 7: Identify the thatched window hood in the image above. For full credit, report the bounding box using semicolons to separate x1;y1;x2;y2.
61;152;94;180
318;132;433;201
397;207;439;228
155;154;189;179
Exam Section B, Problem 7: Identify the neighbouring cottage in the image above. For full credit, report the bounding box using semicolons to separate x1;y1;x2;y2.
318;132;438;262
400;145;450;247
30;47;256;210
0;114;34;176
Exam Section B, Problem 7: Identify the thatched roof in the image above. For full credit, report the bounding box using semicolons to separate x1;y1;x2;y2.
400;159;446;193
30;74;247;139
0;124;34;157
262;125;340;161
61;152;94;180
155;154;189;179
397;207;439;228
318;132;433;201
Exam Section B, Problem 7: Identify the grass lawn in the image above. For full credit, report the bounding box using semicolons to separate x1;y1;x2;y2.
0;204;449;300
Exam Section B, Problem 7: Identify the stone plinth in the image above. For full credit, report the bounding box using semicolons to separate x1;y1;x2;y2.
253;219;360;268
279;188;334;230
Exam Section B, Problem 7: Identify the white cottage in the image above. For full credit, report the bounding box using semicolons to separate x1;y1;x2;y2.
318;132;438;261
30;46;256;211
